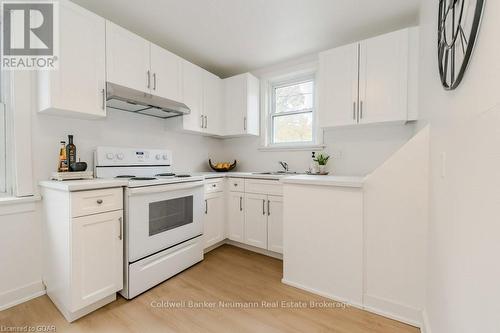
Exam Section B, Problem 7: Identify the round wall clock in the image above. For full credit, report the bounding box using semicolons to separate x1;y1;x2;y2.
438;0;486;90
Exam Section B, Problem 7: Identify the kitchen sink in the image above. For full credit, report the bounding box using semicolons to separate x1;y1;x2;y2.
252;171;300;175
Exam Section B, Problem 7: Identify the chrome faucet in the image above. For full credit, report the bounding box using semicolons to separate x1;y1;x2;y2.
279;161;289;172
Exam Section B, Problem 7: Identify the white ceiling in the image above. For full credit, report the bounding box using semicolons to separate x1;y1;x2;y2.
71;0;420;78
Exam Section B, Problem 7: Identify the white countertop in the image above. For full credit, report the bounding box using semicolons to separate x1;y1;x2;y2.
279;175;365;188
39;179;129;192
194;172;288;180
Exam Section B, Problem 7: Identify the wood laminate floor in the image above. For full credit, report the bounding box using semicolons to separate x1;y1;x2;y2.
0;245;420;333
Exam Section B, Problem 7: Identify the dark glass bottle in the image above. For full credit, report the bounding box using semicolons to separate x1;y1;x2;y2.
66;135;76;171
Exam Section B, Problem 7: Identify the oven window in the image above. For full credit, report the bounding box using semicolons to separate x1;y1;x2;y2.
149;196;194;236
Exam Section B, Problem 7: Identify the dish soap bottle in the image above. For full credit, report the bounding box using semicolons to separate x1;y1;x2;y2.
310;151;319;174
66;135;76;171
57;141;68;172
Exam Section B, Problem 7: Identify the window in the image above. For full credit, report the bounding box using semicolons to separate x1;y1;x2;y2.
269;76;315;145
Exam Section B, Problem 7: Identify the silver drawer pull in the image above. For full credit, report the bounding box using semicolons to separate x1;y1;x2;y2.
96;199;103;204
212;184;216;188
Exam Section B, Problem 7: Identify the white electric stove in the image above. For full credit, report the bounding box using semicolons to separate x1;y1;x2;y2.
94;147;204;299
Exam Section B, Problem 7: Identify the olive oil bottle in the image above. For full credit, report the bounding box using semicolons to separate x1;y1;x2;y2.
66;135;76;171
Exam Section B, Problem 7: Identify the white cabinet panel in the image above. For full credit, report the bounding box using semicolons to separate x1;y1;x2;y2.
204;193;225;249
181;60;204;132
244;193;268;249
359;29;409;124
38;1;106;119
318;42;359;127
227;192;245;242
267;195;283;254
223;73;260;136
106;21;150;93
203;70;223;135
71;210;123;311
150;43;182;102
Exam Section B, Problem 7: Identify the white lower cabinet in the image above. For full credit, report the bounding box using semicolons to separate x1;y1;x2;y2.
204;192;225;248
40;184;124;322
227;191;245;242
244;193;269;249
71;210;123;311
267;195;284;253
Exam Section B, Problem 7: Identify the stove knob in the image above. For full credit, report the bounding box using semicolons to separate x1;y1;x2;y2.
162;154;168;161
116;153;124;160
106;153;114;160
155;154;161;160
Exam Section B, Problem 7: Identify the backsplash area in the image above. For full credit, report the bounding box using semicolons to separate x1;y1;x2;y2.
220;122;416;176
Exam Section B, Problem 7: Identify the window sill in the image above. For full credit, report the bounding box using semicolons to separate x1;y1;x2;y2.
0;195;40;216
258;144;326;152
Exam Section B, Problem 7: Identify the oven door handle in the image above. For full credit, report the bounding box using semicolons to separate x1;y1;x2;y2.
127;181;204;196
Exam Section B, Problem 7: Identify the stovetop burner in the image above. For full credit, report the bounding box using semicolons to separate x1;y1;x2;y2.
130;177;157;181
115;175;135;178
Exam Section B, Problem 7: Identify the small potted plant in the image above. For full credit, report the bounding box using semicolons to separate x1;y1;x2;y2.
314;153;330;174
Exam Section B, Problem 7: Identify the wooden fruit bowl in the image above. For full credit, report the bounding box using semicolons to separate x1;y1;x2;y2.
209;159;237;172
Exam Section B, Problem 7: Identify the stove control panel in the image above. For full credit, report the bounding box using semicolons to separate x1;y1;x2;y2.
95;147;172;166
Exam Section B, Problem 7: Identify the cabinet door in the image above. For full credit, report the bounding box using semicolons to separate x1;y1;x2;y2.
203;70;223;135
71;210;123;311
150;43;182;102
39;1;106;118
244;193;268;249
318;42;359;127
204;194;224;249
267;195;283;254
223;74;247;136
227;192;245;242
106;21;150;93
182;60;204;132
358;29;409;124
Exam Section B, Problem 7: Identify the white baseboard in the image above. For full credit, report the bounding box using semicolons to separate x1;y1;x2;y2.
0;281;46;311
363;294;422;327
421;309;432;333
225;239;283;260
281;279;364;310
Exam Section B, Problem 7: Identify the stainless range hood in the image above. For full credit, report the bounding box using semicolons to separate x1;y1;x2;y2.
106;82;190;119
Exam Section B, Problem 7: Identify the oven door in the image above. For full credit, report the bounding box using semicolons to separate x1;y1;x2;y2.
125;181;204;262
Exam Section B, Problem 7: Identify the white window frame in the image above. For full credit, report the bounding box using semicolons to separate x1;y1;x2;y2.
268;75;316;147
258;63;324;151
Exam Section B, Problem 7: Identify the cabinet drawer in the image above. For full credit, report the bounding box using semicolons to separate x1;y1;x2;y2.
244;179;283;196
204;179;224;194
71;188;123;217
228;178;245;192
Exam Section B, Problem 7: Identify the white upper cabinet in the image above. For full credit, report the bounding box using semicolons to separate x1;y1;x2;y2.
38;1;106;119
106;21;150;93
150;43;183;102
318;42;359;127
203;70;223;135
181;60;204;132
223;73;260;136
318;27;419;128
358;29;409;124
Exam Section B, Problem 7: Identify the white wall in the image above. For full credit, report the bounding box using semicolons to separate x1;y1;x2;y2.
221;123;416;176
418;1;500;333
363;126;429;326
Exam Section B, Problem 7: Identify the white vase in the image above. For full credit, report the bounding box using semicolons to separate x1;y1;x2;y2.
318;165;327;174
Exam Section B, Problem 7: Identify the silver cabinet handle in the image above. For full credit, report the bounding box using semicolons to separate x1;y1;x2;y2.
244;117;247;131
360;101;363;119
96;199;103;204
200;115;204;128
204;115;208;129
239;196;242;211
267;200;270;216
101;88;106;110
147;70;151;89
153;73;157;90
352;101;356;120
205;199;208;214
118;217;122;240
262;199;266;215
